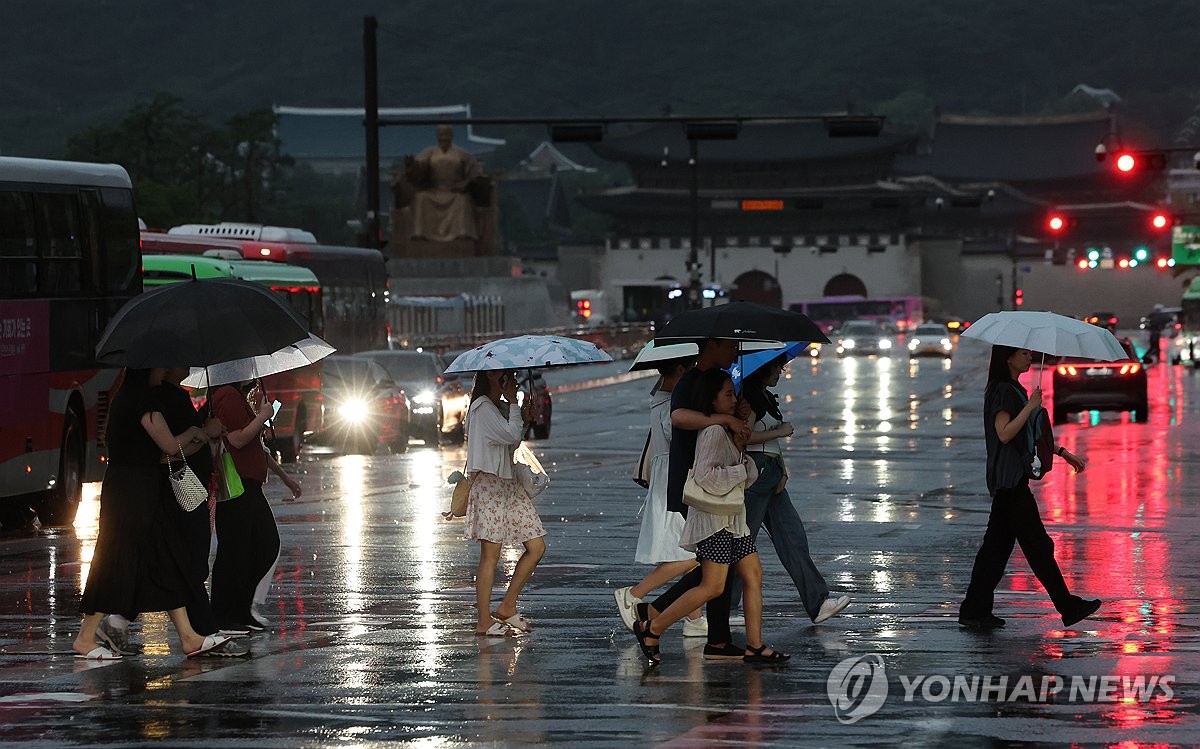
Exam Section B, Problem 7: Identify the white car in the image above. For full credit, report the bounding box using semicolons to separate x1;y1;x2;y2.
907;323;954;358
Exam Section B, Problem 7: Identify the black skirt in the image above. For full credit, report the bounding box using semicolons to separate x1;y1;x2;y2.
79;463;195;616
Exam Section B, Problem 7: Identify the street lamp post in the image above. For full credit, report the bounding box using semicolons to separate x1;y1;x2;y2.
688;137;702;309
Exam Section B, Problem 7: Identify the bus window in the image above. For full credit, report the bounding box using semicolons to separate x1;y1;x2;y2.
0;191;37;296
100;187;139;295
35;193;83;295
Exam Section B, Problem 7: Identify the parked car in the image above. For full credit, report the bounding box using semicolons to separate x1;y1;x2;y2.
517;370;553;440
907;322;954;358
316;356;410;453
1052;338;1147;422
835;320;894;357
356;350;470;445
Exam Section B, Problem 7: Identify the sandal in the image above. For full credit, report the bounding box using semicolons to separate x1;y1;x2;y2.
743;644;791;664
633;619;661;665
475;622;507;637
491;612;532;633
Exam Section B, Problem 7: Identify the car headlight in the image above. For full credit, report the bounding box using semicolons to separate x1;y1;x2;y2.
841;339;855;349
879;339;892;349
412;390;436;406
908;338;919;350
337;398;370;423
941;338;952;349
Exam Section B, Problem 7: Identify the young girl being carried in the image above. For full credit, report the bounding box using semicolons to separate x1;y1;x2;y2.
631;368;790;665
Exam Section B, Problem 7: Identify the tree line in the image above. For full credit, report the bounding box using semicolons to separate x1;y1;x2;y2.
65;93;357;242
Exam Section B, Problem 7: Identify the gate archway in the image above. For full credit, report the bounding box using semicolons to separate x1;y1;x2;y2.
823;273;867;297
730;270;782;308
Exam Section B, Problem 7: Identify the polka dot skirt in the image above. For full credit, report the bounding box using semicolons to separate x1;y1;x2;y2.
695;529;756;564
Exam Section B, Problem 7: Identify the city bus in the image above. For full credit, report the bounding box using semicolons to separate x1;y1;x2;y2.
787;294;924;334
0;157;141;527
141;223;388;354
141;254;324;462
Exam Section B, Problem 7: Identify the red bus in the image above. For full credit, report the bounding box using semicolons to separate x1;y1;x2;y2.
140;223;388;354
0;157;141;527
787;294;924;334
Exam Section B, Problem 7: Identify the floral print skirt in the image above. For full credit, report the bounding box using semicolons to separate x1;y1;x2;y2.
464;472;546;546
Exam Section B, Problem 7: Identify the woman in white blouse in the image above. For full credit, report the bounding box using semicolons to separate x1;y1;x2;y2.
464;369;545;637
633;368;790;665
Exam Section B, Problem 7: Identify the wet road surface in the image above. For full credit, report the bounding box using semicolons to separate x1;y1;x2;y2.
2;339;1199;746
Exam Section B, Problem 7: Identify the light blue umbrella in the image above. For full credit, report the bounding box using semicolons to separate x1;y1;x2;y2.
728;341;812;392
444;334;612;373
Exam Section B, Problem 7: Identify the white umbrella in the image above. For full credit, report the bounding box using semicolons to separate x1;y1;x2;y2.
960;311;1129;361
181;334;336;388
628;341;699;372
444;334;612;374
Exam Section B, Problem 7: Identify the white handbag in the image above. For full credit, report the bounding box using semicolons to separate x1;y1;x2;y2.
167;443;208;512
514;462;550;498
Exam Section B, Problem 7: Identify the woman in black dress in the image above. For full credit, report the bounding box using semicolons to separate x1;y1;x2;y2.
73;368;237;659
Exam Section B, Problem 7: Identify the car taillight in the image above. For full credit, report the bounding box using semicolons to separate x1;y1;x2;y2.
1119;363;1141;375
1057;365;1079;376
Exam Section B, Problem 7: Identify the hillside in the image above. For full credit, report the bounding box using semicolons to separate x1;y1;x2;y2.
2;0;1197;157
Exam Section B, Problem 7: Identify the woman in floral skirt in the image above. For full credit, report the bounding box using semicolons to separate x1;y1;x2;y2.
464;369;545;636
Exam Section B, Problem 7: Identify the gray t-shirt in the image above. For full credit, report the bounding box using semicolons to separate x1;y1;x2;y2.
984;381;1030;496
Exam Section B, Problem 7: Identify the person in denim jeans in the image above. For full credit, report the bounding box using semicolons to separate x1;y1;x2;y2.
731;356;851;624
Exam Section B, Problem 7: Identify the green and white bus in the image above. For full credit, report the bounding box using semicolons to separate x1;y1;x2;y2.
141;254;324;461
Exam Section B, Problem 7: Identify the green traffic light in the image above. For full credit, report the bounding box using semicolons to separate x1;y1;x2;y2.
1087;248;1100;262
1134;246;1149;262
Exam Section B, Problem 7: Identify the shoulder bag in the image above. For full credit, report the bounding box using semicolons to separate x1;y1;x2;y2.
445;468;471;519
631;430;652;488
682;468;746;514
167;444;209;512
1008;384;1055;480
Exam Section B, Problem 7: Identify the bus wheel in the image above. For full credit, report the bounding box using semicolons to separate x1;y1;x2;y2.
38;411;85;527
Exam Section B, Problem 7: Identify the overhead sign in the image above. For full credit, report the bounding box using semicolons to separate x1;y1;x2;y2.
1172;225;1200;265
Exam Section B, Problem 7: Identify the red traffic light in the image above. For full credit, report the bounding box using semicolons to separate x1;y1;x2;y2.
1151;212;1170;230
1014;288;1024;307
1047;214;1066;233
1156;257;1170;268
1116;153;1137;172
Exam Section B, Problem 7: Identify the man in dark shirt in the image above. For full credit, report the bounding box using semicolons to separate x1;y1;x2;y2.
643;338;754;658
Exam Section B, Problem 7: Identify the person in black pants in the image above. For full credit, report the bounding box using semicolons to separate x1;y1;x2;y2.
959;345;1101;630
635;338;752;660
211;379;282;632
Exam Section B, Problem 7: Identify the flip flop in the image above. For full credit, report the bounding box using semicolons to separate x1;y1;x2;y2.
74;646;121;661
491;612;532;633
186;634;232;658
475;622;507;637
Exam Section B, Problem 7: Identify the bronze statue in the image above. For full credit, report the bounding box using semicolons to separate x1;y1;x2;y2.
404;124;483;241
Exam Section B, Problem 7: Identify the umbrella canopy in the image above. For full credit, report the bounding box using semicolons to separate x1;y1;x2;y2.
180;334;336;388
960;310;1129;361
654;302;830;344
444;335;613;373
729;341;812;391
95;278;312;368
628;341;699;372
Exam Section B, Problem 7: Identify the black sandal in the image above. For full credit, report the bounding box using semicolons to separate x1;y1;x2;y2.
744;644;791;664
633;619;661;665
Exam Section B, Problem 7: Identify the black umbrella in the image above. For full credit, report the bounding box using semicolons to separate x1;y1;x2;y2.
655;302;830;345
95;277;312;368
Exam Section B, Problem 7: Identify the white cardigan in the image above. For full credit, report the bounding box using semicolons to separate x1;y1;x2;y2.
465;396;524;479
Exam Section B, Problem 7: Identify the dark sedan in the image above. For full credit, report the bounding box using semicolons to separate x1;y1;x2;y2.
315;356;411;453
1052;339;1147;422
356;350;470;445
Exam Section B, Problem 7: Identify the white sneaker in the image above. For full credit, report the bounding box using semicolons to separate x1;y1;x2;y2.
728;614;746;628
613;586;642;632
814;595;851;624
682;616;708;637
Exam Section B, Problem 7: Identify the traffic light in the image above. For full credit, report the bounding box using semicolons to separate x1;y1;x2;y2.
1014;288;1024;307
1133;246;1149;263
1113;150;1169;174
576;298;592;319
1047;213;1066;233
1150;211;1171;231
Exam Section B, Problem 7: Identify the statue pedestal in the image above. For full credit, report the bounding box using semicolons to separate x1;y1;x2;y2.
399;239;479;258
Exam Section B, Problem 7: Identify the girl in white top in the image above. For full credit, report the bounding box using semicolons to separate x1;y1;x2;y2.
634;368;790;665
464;369;546;637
